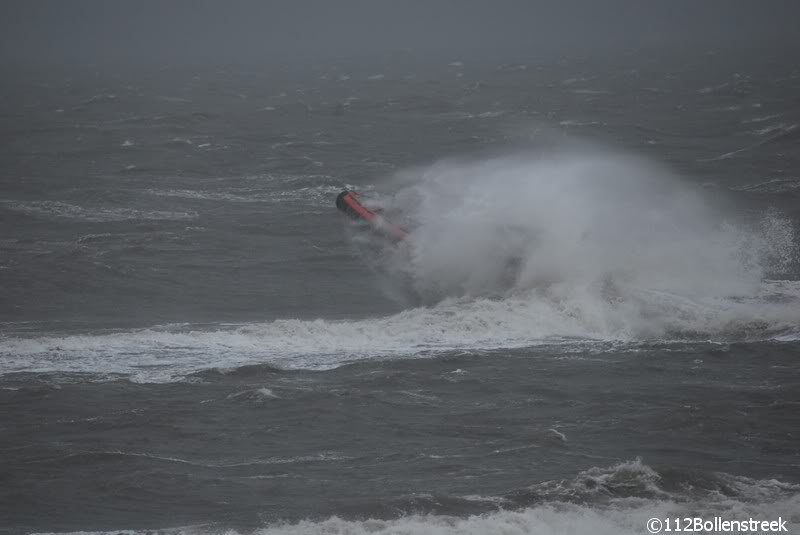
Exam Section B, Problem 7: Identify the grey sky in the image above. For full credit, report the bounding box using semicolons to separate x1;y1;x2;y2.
2;0;798;65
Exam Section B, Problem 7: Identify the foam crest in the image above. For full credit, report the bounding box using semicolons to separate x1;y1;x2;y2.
2;279;799;382
248;461;798;535
251;500;798;535
30;461;800;535
2;150;798;381
0;300;584;382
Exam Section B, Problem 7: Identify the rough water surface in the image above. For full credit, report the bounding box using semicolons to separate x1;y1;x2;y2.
1;48;799;534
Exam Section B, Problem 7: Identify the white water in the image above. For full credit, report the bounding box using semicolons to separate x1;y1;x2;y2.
253;496;799;535
383;151;793;300
30;460;800;535
1;277;798;382
2;150;798;382
0;150;800;381
370;149;799;333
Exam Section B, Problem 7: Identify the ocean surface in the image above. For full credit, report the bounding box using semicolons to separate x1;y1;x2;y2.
1;48;799;534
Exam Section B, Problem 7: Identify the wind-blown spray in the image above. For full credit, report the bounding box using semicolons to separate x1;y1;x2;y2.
363;147;798;339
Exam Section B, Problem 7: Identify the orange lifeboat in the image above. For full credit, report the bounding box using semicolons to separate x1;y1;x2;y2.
335;190;409;242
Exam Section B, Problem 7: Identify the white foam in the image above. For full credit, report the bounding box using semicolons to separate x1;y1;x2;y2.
251;461;799;535
253;507;653;535
750;123;795;136
4;151;798;383
33;483;799;535
697;82;730;94
226;387;280;401
378;150;796;309
1;278;798;382
255;493;799;535
26;459;800;535
742;113;784;124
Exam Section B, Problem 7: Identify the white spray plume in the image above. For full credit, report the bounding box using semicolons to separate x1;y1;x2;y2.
359;146;798;339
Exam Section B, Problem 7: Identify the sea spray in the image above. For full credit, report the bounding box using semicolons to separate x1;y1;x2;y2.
361;148;798;338
1;150;798;381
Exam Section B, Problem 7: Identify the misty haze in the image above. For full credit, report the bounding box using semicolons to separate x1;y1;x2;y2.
1;1;799;534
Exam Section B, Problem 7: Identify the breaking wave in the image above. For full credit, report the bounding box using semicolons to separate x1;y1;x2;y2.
2;150;799;382
1;277;799;382
27;460;800;535
251;460;800;535
361;149;799;327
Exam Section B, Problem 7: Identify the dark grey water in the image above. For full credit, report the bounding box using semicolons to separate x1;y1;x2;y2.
1;48;800;534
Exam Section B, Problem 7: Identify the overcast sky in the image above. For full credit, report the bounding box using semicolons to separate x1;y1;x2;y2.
2;0;798;65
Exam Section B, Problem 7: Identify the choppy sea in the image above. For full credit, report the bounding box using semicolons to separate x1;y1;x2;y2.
1;48;799;534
